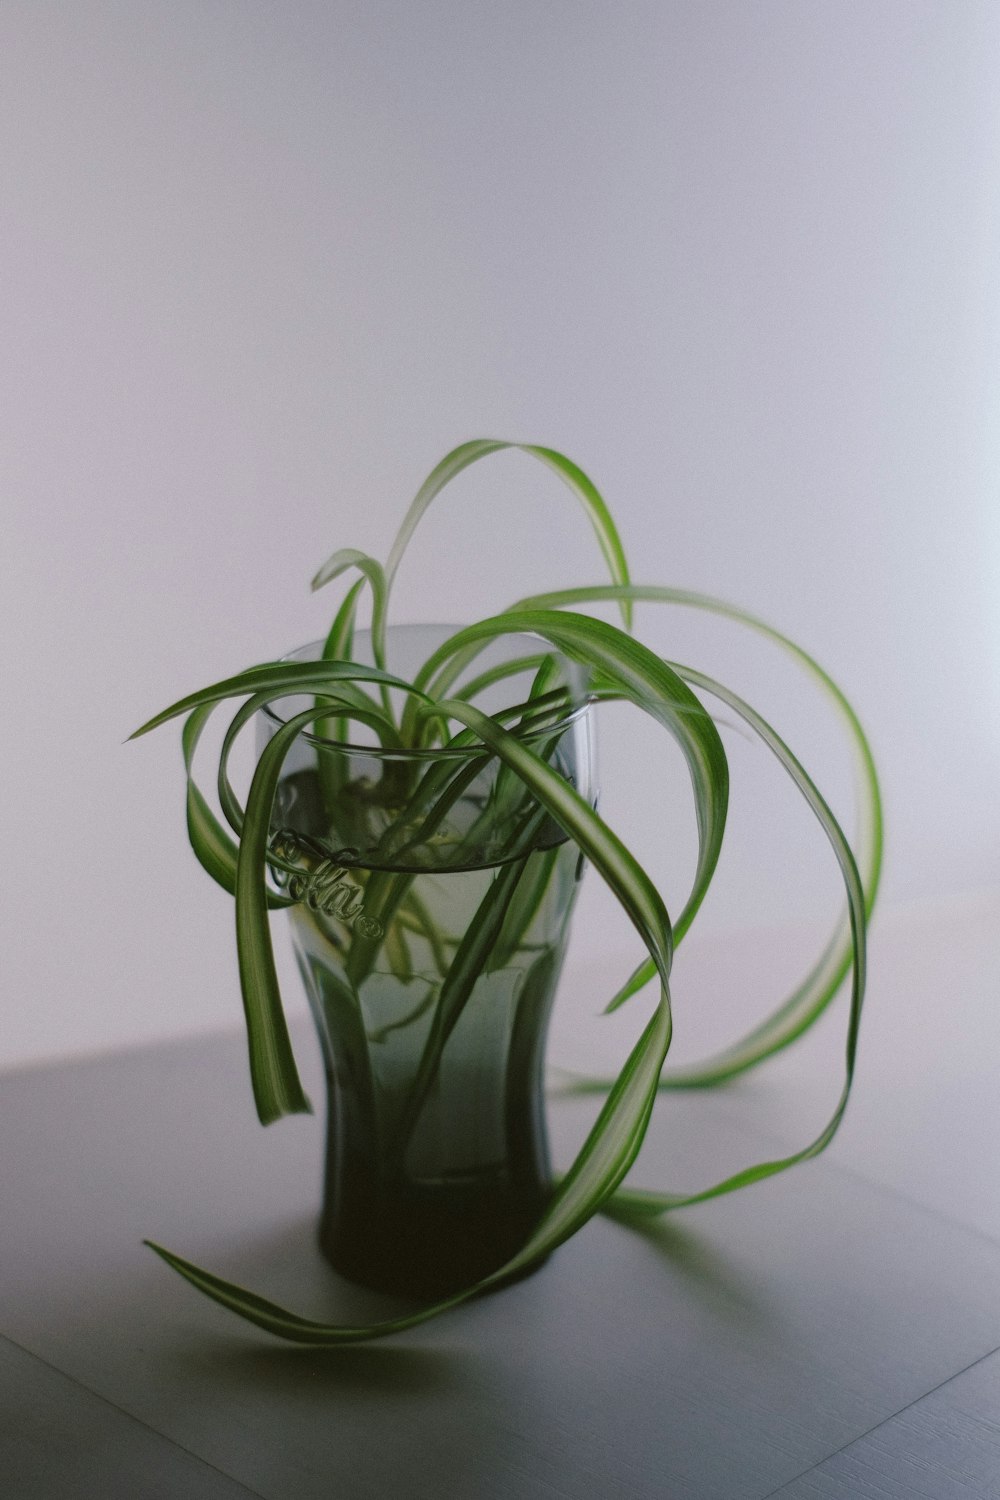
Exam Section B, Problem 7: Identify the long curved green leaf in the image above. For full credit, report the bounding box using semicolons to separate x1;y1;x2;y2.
451;652;549;705
602;665;866;1215
233;704;330;1124
309;548;389;668
491;844;560;969
227;679;434;1124
317;575;373;749
415;609;729;945
384;440;632;627
309;548;394;725
391;441;633;744
180;704;293;908
386;844;539;1164
231;686;428;1125
131;659;426;740
143;1240;474;1345
227;664;444;1117
515;584;881;1082
321;574;366;662
412;702;678;1257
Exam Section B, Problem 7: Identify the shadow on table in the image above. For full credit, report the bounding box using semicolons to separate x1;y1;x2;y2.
149;1200;777;1379
607;1212;775;1330
152;1214;484;1394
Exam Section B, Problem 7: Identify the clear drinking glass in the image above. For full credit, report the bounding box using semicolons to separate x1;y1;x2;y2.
259;627;594;1298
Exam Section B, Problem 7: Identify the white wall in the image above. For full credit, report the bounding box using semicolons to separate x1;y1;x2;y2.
3;1;999;1068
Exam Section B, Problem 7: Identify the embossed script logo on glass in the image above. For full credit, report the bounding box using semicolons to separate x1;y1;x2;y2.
267;829;383;938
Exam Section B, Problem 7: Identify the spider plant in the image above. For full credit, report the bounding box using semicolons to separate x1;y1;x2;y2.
132;439;881;1344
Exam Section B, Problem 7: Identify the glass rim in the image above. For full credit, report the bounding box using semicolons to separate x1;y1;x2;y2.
259;630;593;761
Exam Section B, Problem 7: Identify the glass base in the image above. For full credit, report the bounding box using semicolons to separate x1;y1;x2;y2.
318;1175;553;1300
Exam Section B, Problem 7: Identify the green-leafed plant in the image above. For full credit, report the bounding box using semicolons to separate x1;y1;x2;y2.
132;440;881;1345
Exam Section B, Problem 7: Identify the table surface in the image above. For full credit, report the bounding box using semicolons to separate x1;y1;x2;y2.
3;886;999;1499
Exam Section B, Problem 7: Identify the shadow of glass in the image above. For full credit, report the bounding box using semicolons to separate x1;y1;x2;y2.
608;1213;776;1329
182;1338;470;1399
154;1215;479;1392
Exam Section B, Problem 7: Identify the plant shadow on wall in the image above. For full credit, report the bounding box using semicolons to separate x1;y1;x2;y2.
131;440;882;1347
